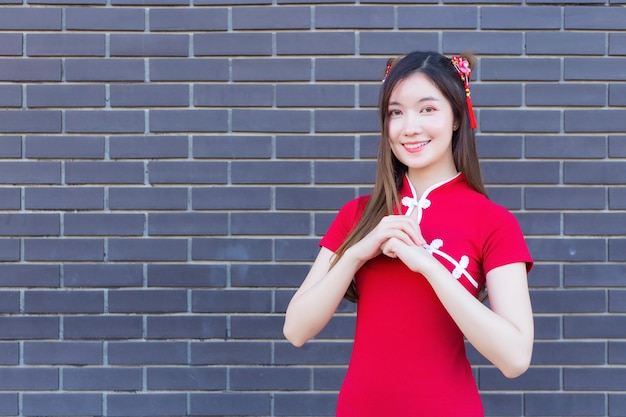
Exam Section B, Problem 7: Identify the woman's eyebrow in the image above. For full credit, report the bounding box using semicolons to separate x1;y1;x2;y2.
388;96;439;106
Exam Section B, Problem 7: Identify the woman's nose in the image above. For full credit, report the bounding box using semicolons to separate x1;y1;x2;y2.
403;112;423;135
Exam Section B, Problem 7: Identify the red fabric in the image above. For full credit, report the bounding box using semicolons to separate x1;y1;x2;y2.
320;174;533;417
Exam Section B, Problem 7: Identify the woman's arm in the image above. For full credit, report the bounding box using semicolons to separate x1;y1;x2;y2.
382;239;533;378
284;215;425;347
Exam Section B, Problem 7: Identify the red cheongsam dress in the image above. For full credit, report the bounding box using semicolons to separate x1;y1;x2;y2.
320;173;533;417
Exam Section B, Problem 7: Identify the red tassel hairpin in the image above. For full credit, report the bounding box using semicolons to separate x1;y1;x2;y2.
450;55;477;129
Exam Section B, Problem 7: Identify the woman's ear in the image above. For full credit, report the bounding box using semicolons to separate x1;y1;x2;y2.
453;122;459;131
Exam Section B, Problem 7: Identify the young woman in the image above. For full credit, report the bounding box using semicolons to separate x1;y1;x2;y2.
283;51;534;417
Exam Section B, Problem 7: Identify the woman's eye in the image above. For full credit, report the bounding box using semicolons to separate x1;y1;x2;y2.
422;106;436;113
388;109;401;117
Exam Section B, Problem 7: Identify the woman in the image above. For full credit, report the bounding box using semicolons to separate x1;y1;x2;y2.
283;51;534;416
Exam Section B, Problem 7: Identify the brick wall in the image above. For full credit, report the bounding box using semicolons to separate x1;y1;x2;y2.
0;2;624;416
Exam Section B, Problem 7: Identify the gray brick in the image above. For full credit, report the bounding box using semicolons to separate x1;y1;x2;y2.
148;161;227;184
24;290;104;314
0;213;59;236
0;8;62;30
66;7;145;30
0;317;58;339
277;32;355;55
565;6;626;30
610;186;626;209
25;187;104;210
443;31;523;55
316;57;386;81
566;109;626;132
481;393;523;417
147;264;227;288
191;341;271;365
64;368;142;391
22;394;101;417
0;291;19;313
564;264;626;288
610;342;626;364
565;57;626;81
0;343;18;365
534;315;561;340
150;58;228;81
398;6;477;28
313;367;346;390
66;161;144;184
147;367;226;390
149;8;228;31
527;32;606;55
109;289;187;313
487;187;522;210
109;341;187;365
481;58;561;81
481;6;561;29
532;341;606;365
230;315;284;339
24;238;104;262
525;187;606;210
233;6;310;29
150;109;228;133
148;212;227;236
275;341;353;365
107;394;187;417
527;237;606;262
192;238;272;261
361;32;438;55
0;240;20;262
527;135;606;159
0;368;58;390
0;394;16;416
0;111;61;134
275;135;355;158
27;33;105;56
274;393;338;416
315;109;379;133
110;84;189;107
610;33;626;55
0;188;21;210
193;135;272;159
0;58;61;81
565;315;626;338
275;238;319;262
25;136;105;158
65;58;144;82
66;110;145;133
111;34;188;57
231;367;310;390
0;136;21;158
531;289;605;313
315;5;393;29
190;393;271;417
192;186;271;210
65;213;145;236
276;84;355;107
610;85;626;106
147;316;226;339
0;265;60;288
480;110;560;133
195;32;272;56
525;393;605;416
233;58;311;81
109;187;188;210
477;135;523;158
108;238;187;262
0;85;21;107
565;213;626;236
0;33;22;56
314;160;376;184
233;109;310;133
472;84;523;107
24;341;103;365
526;84;606;107
231;161;310;184
565;368;626;391
609;290;626;313
64;316;142;339
110;136;188;158
192;289;272;313
194;84;273;107
232;212;310;235
564;161;626;184
610;239;626;262
64;264;143;288
480;367;560;390
275;186;355;210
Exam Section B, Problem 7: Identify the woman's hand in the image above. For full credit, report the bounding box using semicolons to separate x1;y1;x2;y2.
381;236;437;274
349;215;426;265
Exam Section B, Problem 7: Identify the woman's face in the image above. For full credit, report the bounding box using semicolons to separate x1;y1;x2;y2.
386;72;457;181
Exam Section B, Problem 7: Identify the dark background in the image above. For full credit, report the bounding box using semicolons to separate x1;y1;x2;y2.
0;1;625;416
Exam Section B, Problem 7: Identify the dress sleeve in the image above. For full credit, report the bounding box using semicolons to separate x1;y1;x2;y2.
482;206;534;274
319;197;367;253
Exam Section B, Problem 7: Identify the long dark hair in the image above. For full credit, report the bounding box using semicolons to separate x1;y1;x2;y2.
334;51;487;302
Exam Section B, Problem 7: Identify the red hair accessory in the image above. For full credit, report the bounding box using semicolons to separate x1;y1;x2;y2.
382;60;392;82
450;55;477;129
